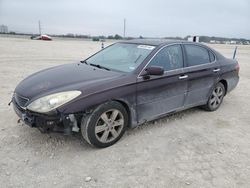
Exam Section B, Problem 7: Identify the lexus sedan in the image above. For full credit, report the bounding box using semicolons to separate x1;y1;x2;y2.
12;39;239;147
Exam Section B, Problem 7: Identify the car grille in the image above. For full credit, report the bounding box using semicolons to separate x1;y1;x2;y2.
14;93;29;108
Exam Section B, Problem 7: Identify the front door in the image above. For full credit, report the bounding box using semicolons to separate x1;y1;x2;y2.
136;44;188;123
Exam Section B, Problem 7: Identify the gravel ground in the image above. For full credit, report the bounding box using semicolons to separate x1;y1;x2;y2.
0;36;250;188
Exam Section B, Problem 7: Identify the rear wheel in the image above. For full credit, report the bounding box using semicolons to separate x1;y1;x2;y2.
81;101;128;148
203;82;225;111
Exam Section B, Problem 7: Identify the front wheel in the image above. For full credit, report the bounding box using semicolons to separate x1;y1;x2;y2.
203;82;225;111
81;101;128;148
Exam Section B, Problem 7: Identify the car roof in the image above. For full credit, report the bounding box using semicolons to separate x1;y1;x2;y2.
121;39;191;46
120;39;225;60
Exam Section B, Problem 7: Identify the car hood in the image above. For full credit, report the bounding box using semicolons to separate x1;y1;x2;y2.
15;63;122;99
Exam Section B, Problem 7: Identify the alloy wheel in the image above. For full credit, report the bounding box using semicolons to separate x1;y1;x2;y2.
95;109;124;143
209;85;224;109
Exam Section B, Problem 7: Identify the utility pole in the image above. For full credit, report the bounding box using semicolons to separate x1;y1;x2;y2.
123;18;126;39
38;20;41;35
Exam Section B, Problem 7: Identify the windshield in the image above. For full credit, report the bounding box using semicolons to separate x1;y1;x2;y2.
85;43;155;72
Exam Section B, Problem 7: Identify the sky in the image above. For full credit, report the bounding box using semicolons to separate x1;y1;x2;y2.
0;0;249;39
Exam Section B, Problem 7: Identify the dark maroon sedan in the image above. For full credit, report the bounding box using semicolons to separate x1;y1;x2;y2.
12;39;239;147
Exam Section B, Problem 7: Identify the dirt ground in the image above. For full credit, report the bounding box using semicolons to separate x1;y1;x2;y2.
0;35;250;188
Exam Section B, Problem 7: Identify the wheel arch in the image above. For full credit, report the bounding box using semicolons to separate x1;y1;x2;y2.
81;99;134;128
219;79;228;95
113;99;133;127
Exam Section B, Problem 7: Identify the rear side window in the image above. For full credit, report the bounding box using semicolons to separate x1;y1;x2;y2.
148;44;183;71
184;45;210;66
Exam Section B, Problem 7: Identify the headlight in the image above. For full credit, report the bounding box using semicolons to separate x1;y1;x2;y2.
27;91;81;113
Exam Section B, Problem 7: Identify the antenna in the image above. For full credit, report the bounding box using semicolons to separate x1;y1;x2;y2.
123;18;126;39
38;20;42;35
233;46;238;59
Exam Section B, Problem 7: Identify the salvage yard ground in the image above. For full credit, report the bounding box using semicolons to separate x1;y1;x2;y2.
0;35;250;188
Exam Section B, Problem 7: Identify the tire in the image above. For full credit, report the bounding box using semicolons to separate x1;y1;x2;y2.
81;101;128;148
203;82;225;111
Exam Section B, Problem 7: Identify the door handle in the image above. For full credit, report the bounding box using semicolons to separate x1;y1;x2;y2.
179;75;188;80
213;68;220;72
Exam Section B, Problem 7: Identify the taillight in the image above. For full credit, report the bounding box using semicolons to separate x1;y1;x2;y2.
236;63;240;75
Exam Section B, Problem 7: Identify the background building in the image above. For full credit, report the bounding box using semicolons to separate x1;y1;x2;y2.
0;25;8;33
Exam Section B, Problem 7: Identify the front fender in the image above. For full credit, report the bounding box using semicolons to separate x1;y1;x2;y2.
57;83;138;127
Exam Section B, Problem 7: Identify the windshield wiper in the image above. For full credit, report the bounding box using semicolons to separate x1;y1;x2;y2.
80;60;88;65
134;55;142;64
89;63;110;71
81;61;110;71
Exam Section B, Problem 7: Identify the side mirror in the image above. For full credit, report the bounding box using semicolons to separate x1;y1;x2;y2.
143;66;164;76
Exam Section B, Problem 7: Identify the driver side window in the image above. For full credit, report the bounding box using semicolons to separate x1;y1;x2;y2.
148;45;183;71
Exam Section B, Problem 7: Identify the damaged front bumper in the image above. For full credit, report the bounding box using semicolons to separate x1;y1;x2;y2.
12;99;80;134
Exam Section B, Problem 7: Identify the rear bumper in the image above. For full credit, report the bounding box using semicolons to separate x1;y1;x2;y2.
12;99;76;134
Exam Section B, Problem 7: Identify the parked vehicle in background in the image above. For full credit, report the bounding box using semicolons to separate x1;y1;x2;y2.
30;34;52;41
12;39;239;147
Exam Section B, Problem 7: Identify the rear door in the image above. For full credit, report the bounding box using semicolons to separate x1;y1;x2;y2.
182;44;220;107
136;44;187;123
